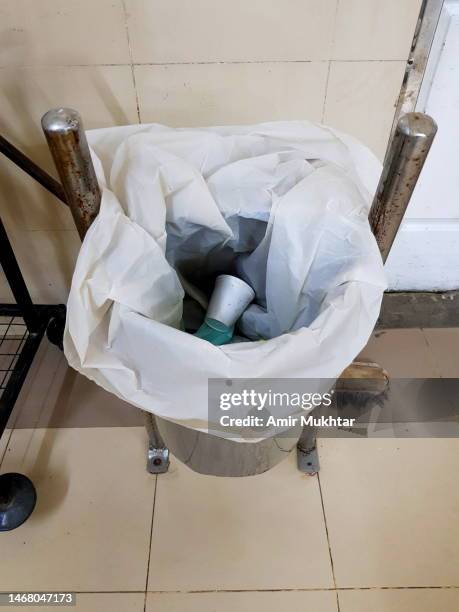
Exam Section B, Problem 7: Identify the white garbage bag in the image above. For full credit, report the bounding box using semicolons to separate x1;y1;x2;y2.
64;121;387;435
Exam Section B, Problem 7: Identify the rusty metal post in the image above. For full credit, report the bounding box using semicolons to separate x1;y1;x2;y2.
369;112;437;262
41;108;101;239
41;107;169;474
390;0;444;139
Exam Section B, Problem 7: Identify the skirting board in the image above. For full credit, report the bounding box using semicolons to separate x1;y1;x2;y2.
377;291;459;329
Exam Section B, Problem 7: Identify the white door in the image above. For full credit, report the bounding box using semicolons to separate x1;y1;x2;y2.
385;0;459;290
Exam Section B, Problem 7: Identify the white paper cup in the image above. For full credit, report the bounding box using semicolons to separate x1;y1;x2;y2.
206;275;255;327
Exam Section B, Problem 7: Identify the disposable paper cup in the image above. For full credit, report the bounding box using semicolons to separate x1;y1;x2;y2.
206;275;255;327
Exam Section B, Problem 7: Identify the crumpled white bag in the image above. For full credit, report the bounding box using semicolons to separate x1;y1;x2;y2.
64;121;387;435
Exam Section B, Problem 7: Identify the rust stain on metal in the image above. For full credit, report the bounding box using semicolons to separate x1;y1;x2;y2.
369;112;437;262
42;108;101;240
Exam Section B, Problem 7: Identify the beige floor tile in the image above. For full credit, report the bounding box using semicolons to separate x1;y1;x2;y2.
323;61;406;160
148;452;333;591
318;438;459;587
338;588;459;612
358;329;441;378
6;593;145;612
4;334;142;431
29;359;143;429
4;229;80;304
126;0;336;63
147;590;338;612
0;0;130;66
0;64;138;231
0;427;155;591
0;269;14;302
0;428;11;463
4;337;139;430
423;328;459;377
135;62;328;127
332;0;421;61
5;338;61;430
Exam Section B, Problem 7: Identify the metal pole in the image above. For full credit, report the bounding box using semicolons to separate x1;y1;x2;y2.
41;107;170;474
144;412;170;474
389;0;443;142
41;108;101;239
369;112;437;262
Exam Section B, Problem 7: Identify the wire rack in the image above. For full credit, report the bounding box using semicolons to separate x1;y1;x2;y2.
0;303;65;438
0;307;46;435
0;315;29;397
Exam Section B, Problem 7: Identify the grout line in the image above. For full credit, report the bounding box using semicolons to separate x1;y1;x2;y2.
8;338;61;431
420;327;433;350
12;424;146;430
29;353;69;432
321;61;332;123
61;585;459;594
5;340;49;431
20;229;78;232
131;60;326;65
131;64;142;124
322;0;341;124
317;470;340;610
0;427;13;468
419;328;443;378
130;59;405;65
128;59;398;65
144;474;158;611
0;59;407;69
337;586;459;591
121;0;141;124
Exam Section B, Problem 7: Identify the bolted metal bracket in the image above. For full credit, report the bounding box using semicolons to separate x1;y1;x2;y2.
296;425;320;474
144;411;170;474
147;446;170;474
297;444;320;475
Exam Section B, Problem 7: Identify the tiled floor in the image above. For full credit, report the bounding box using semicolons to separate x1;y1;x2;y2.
0;328;458;611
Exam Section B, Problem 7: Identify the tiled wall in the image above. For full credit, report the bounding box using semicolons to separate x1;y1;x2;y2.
0;0;421;303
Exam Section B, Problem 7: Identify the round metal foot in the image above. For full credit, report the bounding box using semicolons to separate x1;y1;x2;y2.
0;473;37;532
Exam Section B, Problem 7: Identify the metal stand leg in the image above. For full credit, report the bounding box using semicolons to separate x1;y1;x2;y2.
143;411;170;474
369;113;437;263
297;425;319;475
41;110;171;478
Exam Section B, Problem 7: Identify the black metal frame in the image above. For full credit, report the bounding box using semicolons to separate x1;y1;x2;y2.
0;140;67;437
0;136;66;530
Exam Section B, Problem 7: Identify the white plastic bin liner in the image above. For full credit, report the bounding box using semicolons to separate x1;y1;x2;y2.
64;121;387;436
